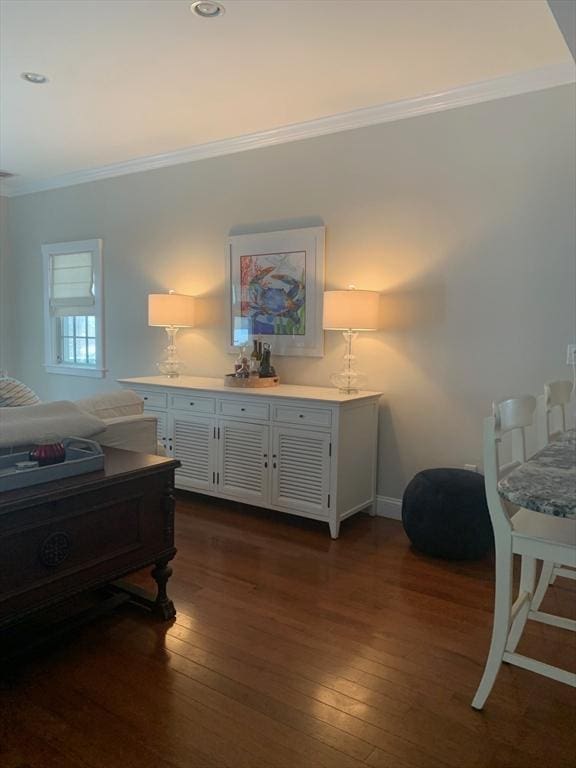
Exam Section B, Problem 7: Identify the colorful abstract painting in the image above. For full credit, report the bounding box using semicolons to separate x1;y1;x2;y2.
239;251;306;336
228;226;325;356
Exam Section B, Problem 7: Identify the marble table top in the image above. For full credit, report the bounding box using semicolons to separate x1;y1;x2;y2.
498;429;576;518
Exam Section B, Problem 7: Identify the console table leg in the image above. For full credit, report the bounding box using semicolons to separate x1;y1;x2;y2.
151;559;176;621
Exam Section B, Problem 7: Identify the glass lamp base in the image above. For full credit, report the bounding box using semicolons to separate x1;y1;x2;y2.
330;369;367;394
157;359;183;377
157;326;183;377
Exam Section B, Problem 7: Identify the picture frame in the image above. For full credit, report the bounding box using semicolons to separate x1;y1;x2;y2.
227;226;325;357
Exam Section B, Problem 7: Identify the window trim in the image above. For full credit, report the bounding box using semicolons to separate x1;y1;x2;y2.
42;239;106;378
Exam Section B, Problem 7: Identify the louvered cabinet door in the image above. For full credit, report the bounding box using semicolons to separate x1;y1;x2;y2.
271;426;331;516
145;409;167;452
218;420;270;503
169;413;216;492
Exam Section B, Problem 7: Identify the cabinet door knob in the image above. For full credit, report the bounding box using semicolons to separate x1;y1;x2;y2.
299;414;304;418
143;396;148;400
241;407;246;411
189;402;194;406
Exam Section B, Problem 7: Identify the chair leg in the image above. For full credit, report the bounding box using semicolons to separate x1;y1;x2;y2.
550;568;558;585
532;560;555;611
506;555;536;654
472;546;513;711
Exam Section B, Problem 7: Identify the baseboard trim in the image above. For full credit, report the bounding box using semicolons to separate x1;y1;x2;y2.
376;495;402;521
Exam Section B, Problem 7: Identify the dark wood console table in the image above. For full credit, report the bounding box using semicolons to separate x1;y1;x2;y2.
0;447;180;658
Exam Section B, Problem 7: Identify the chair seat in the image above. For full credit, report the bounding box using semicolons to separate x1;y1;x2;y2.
512;507;576;552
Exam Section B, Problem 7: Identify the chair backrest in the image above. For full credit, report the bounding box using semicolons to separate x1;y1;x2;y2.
538;380;573;447
483;395;537;539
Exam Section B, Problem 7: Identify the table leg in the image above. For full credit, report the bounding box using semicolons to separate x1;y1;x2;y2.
151;559;176;621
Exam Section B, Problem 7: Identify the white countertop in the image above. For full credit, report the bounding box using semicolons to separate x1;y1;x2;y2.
119;376;382;404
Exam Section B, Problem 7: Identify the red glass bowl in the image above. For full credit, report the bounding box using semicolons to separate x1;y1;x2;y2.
29;440;66;467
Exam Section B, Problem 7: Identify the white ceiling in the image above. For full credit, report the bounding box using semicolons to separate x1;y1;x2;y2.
0;0;573;195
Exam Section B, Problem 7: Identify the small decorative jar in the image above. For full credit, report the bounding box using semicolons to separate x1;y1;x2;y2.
29;435;66;466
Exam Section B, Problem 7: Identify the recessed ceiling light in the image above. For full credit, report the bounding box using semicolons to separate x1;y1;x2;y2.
21;72;49;84
190;1;225;18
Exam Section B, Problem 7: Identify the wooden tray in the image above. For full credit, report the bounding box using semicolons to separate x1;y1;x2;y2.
224;374;280;388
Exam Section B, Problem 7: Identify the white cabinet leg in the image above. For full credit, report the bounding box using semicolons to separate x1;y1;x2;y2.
329;518;340;539
472;545;513;710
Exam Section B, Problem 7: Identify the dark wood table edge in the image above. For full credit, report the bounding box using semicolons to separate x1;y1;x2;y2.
0;448;180;514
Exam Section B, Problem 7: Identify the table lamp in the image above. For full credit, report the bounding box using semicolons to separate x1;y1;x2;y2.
148;290;196;377
323;286;380;393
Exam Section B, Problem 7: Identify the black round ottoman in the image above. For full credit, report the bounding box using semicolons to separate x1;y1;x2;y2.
402;468;493;560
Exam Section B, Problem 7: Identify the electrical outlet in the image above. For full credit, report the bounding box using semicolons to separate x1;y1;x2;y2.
567;344;576;365
464;463;478;472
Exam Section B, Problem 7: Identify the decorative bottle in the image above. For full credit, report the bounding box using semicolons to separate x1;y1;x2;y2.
250;340;260;375
234;346;245;373
235;348;250;378
259;343;276;378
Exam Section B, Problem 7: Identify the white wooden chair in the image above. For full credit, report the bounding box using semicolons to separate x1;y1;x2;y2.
537;379;573;449
532;380;576;610
472;395;576;711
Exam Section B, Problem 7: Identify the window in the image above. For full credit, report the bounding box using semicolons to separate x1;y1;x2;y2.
59;315;97;366
42;239;105;377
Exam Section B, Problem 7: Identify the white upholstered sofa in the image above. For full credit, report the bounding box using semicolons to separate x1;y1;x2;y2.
75;390;160;454
0;388;160;455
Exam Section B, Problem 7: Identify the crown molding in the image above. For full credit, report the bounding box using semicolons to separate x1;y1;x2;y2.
2;61;574;198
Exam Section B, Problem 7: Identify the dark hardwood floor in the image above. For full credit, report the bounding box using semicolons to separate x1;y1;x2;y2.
1;494;575;768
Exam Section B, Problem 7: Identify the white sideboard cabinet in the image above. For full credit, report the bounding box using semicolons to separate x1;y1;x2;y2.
119;377;381;538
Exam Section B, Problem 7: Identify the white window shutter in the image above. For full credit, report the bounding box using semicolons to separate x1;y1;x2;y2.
50;251;95;316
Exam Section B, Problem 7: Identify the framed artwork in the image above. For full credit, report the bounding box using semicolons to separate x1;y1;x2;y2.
227;226;325;357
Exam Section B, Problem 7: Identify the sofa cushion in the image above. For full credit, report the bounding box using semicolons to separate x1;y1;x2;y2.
75;389;144;419
0;377;41;407
0;400;106;449
97;414;159;455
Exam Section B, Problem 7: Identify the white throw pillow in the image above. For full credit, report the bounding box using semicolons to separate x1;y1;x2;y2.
0;400;106;449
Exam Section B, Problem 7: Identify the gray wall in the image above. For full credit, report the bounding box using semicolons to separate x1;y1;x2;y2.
3;84;575;499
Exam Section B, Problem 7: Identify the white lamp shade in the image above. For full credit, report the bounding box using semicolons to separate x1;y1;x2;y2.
323;289;380;330
148;292;196;327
